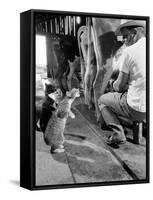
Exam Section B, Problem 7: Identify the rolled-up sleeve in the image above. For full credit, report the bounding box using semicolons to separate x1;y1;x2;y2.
112;50;130;92
118;50;130;75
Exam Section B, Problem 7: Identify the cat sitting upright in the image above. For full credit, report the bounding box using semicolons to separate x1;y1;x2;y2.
39;88;63;132
44;88;80;153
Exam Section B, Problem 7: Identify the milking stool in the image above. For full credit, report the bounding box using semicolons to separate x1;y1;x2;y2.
133;121;145;144
118;116;145;144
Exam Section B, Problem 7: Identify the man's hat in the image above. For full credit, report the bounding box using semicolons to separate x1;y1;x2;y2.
116;20;145;36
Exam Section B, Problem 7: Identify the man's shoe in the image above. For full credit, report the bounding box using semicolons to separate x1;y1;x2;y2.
106;135;126;145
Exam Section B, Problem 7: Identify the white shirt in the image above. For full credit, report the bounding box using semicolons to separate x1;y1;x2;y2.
112;44;126;71
119;37;146;112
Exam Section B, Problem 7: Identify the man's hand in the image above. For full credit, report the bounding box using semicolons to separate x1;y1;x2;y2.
113;71;129;92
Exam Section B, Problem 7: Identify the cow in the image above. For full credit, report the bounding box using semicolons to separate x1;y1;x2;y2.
46;34;80;94
78;18;123;121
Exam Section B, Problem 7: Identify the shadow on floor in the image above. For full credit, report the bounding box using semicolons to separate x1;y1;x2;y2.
51;134;131;181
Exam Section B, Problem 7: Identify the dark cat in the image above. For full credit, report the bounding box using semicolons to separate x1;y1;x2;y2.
39;88;63;132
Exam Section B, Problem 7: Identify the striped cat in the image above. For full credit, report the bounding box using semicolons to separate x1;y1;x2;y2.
44;88;80;153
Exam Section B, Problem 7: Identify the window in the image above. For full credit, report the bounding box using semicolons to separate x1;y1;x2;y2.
36;35;47;67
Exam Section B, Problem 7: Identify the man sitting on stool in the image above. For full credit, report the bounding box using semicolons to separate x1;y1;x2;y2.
98;20;146;145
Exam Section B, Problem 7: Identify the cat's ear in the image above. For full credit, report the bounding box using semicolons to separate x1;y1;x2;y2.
48;93;56;100
57;88;63;96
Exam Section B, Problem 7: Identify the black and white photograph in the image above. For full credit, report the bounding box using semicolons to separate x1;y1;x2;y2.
34;10;149;188
1;0;153;198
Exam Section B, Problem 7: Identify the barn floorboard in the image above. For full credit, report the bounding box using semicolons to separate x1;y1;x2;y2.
36;96;146;186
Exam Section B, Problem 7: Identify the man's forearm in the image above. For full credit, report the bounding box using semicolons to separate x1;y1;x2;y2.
113;80;128;92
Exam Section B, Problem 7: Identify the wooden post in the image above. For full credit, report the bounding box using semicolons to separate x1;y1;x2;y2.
50;19;52;33
45;21;48;32
43;22;45;32
55;18;57;34
69;16;71;35
57;18;59;34
40;23;42;32
59;16;61;33
64;16;68;35
133;122;143;144
62;17;65;35
86;17;88;26
52;19;56;34
74;16;76;36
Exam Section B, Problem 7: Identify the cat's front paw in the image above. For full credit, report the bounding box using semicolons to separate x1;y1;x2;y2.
51;145;65;153
69;111;75;119
71;113;75;119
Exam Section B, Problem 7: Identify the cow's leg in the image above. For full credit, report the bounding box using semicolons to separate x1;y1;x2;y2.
57;76;66;94
84;18;96;109
67;62;75;91
88;63;97;110
84;45;97;110
84;61;95;109
91;20;113;120
93;61;113;120
80;43;87;91
84;65;90;105
57;63;69;94
91;24;102;120
77;26;88;92
80;60;86;90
